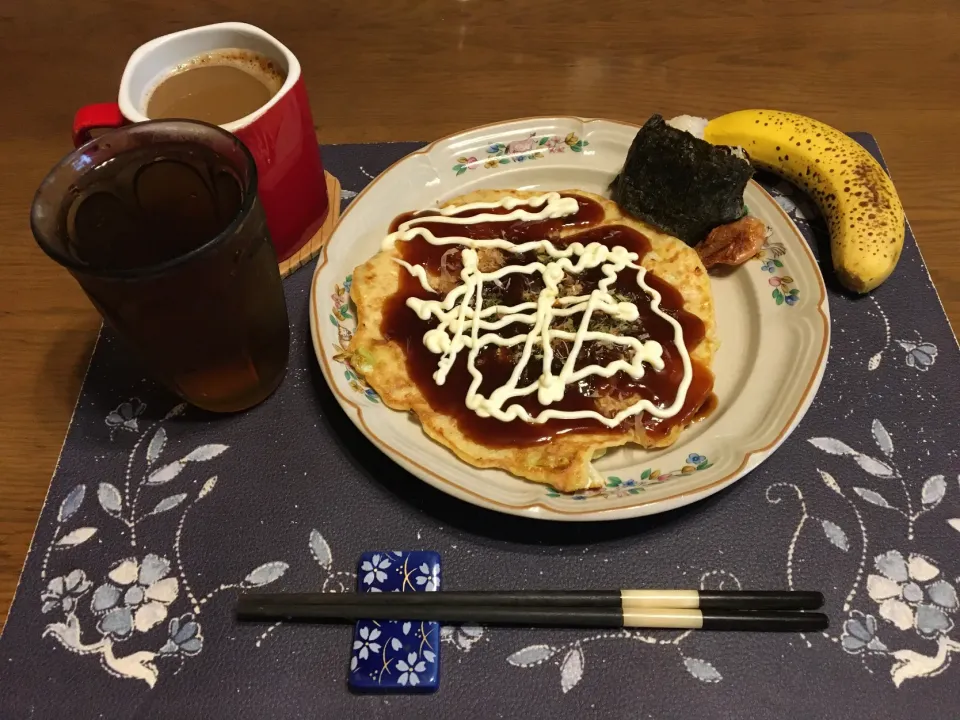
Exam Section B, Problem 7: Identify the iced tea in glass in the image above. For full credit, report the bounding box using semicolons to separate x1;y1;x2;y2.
31;120;289;412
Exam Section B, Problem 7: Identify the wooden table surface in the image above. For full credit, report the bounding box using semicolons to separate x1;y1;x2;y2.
1;0;957;627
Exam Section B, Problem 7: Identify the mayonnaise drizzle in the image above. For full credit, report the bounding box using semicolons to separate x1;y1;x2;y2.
384;192;693;427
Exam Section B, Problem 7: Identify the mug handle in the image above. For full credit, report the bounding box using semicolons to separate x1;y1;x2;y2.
73;103;127;147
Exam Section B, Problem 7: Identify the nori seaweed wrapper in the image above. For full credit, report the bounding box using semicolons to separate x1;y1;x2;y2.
612;114;754;246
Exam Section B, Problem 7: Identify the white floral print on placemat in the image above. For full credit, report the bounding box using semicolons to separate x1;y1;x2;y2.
105;399;146;437
808;419;943;541
759;418;960;687
505;570;736;692
441;624;485;653
866;551;956;636
865;297;938;372
40;400;289;688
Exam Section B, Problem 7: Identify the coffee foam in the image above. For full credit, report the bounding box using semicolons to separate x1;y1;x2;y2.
148;48;286;105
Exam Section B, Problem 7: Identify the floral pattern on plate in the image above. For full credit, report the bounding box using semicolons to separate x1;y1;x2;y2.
330;274;379;403
545;454;713;500
754;237;799;307
453;132;588;175
749;179;821;306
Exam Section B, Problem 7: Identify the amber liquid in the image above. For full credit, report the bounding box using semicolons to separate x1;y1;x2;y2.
60;142;289;412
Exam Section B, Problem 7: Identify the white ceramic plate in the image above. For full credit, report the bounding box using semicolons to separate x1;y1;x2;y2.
310;117;830;521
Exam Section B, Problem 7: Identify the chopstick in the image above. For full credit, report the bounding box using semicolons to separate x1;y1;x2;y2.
241;589;823;612
236;590;828;632
236;601;827;632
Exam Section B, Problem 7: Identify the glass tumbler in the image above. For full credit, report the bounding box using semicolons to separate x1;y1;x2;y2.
31;120;290;412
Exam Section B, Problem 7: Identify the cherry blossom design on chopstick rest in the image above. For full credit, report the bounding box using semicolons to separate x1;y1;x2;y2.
452;132;589;175
252;534;483;679
762;418;960;687
40;400;289;688
330;274;379;403
350;620;439;691
350;551;441;692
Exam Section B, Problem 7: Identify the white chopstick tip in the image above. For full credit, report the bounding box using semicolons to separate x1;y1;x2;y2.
622;608;704;629
620;589;700;610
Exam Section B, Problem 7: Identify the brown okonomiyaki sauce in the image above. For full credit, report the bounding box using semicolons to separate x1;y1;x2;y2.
381;194;714;447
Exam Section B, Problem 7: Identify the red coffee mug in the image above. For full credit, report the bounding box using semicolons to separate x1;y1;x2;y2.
73;22;328;262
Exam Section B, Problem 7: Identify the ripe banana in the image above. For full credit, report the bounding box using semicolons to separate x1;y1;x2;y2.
703;110;904;293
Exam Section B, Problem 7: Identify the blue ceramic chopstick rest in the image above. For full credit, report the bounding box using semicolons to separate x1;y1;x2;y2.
348;551;441;693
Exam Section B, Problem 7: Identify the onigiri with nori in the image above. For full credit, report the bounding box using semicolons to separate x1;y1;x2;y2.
612;114;754;246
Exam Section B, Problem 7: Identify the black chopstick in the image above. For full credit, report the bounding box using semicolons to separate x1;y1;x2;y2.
240;589;823;612
235;599;828;632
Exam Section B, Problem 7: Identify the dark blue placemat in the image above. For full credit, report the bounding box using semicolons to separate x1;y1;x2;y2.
1;138;958;719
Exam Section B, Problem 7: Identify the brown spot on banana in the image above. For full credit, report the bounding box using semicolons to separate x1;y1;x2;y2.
703;109;905;293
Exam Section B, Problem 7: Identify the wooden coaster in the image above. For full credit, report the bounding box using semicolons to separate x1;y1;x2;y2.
278;171;342;278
